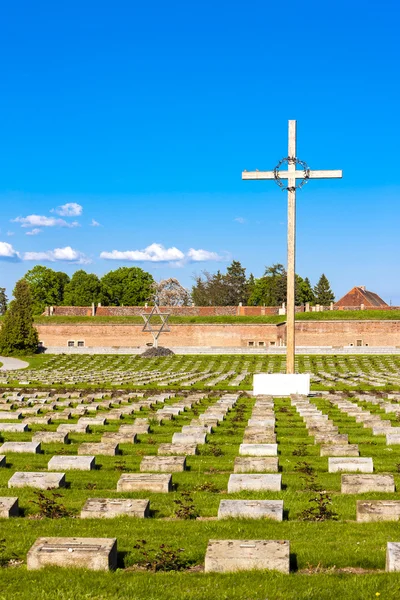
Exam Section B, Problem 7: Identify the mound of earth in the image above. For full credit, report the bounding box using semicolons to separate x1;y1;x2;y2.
141;346;175;357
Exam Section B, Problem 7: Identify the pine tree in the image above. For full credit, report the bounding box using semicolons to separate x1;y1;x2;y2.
314;274;335;305
0;280;39;355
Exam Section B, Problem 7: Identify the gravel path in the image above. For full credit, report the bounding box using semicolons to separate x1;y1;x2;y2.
0;356;29;371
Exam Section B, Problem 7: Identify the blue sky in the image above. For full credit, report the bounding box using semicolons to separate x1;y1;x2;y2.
1;1;400;303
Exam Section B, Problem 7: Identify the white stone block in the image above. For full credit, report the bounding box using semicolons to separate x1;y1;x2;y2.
253;374;310;396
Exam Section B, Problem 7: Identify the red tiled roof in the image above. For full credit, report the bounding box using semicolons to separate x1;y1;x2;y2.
334;286;388;308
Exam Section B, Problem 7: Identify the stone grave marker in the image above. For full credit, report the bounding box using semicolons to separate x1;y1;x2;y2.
234;457;278;473
0;455;5;468
320;445;359;457
101;432;137;444
357;500;400;522
27;537;117;571
57;424;89;434
48;456;95;471
172;432;206;444
117;473;172;493
81;498;149;519
140;456;186;472
158;443;197;455
239;444;277;456
218;500;283;521
78;443;120;456
328;457;373;473
0;497;19;517
386;543;400;572
204;539;290;574
0;411;22;420
120;424;149;435
228;474;281;492
386;432;400;445
342;474;395;494
0;442;41;454
8;472;66;489
0;423;28;433
182;425;212;435
32;432;69;444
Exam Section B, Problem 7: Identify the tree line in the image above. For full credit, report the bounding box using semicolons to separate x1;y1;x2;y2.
192;261;335;307
0;262;335;316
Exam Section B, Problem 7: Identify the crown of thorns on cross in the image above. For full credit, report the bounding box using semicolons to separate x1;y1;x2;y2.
274;156;310;191
141;304;171;341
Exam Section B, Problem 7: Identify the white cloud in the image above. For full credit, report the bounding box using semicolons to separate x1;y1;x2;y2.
187;248;224;262
100;243;185;262
234;216;246;224
13;215;80;228
100;243;225;264
0;241;20;261
23;246;90;264
6;231;14;236
52;202;83;217
91;219;101;227
26;228;42;236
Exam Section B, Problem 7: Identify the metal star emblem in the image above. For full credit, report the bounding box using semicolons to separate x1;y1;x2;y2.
141;305;171;347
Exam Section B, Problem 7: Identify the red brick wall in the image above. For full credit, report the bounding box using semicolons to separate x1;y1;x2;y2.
34;320;400;348
36;323;281;348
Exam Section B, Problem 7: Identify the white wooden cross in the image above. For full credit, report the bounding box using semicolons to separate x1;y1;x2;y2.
242;120;342;374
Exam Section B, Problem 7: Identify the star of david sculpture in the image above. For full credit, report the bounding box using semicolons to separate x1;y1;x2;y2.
140;302;171;349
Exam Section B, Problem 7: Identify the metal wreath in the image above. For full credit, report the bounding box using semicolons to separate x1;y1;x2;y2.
273;156;310;191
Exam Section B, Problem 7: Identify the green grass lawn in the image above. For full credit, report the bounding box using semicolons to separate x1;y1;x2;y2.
4;353;400;393
30;309;400;325
2;391;400;598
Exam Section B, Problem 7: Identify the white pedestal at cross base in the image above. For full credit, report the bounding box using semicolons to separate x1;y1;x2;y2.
253;373;310;396
242;120;342;396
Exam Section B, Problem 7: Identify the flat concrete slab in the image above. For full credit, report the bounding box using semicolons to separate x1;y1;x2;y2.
27;537;117;571
342;474;395;494
0;442;41;454
387;542;400;571
48;456;95;471
117;473;172;493
253;373;310;396
78;443;119;456
158;443;198;455
140;456;186;472
0;423;28;433
239;444;277;456
32;432;69;444
80;498;149;519
357;500;400;522
328;457;373;473
0;497;19;517
320;444;359;457
228;474;281;492
234;457;279;473
204;539;290;573
218;500;283;521
8;472;66;489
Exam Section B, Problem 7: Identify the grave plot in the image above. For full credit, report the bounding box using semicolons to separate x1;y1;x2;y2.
3;359;400;598
4;354;400;390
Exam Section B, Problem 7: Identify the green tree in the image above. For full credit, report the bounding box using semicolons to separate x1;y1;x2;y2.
0;279;39;355
24;266;70;314
248;264;287;306
314;274;335;305
0;288;8;315
246;273;256;303
101;267;154;306
63;270;105;306
296;276;315;305
225;260;248;305
191;270;233;306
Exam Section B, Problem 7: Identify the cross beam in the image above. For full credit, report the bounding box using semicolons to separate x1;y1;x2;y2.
242;120;342;374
